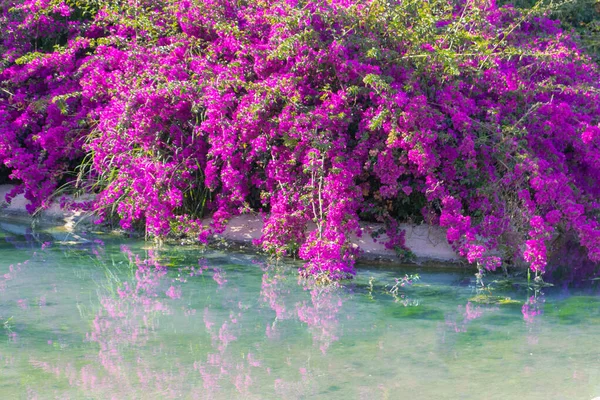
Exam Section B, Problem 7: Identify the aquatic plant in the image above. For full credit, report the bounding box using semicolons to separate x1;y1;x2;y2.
1;0;600;278
384;274;419;303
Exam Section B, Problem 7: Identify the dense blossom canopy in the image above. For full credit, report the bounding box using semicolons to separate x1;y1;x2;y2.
1;0;599;278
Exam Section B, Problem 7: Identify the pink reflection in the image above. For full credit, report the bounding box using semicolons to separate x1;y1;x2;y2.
77;250;191;397
260;266;346;354
261;271;293;320
445;302;497;333
261;266;344;354
212;268;227;286
464;302;483;321
9;247;360;398
217;322;237;351
165;286;182;299
8;332;18;343
522;295;543;324
522;292;544;347
1;264;21;292
296;284;344;354
78;249;270;397
247;353;261;367
233;369;252;396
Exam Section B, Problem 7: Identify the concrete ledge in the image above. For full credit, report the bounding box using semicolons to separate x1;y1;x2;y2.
0;184;462;265
0;184;94;231
218;214;461;265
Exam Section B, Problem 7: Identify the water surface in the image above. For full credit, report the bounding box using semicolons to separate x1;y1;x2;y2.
0;224;599;399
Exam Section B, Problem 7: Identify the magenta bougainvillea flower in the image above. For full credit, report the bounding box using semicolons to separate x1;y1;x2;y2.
1;0;599;278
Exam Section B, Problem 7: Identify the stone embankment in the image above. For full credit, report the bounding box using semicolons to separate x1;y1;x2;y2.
0;184;462;266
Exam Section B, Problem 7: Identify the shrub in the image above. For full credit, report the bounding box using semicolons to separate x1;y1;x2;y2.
1;0;599;278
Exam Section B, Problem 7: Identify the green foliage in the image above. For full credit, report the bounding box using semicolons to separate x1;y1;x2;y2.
501;0;600;60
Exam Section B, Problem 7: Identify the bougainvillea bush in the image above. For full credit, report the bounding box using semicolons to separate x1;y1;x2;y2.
1;0;599;279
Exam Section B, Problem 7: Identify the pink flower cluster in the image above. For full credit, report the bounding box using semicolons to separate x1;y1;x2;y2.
1;0;599;277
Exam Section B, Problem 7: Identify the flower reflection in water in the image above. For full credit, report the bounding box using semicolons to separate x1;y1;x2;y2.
445;301;498;334
84;248;185;397
296;282;344;355
522;289;545;348
522;294;544;324
2;231;599;399
22;244;353;398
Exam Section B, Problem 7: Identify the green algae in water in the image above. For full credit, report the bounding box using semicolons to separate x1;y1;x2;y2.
0;225;600;400
468;294;523;306
411;283;461;298
546;296;600;324
383;304;445;320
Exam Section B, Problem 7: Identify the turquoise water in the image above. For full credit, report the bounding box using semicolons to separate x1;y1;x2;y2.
0;224;599;399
